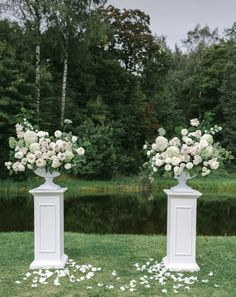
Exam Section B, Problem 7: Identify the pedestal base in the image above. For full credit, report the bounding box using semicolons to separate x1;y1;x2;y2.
30;254;68;270
162;256;200;272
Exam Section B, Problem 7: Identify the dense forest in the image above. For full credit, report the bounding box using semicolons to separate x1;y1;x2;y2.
0;1;235;179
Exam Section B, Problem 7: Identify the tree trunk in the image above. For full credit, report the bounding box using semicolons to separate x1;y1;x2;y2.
35;44;40;119
60;32;68;127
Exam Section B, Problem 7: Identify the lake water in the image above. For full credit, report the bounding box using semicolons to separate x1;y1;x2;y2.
0;192;235;235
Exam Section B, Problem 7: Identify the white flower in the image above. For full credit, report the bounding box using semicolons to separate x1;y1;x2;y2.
186;162;193;169
203;145;213;157
64;119;72;124
169;137;181;146
18;164;25;172
15;151;24;159
49;142;56;150
208;159;219;170
165;157;172;164
64;163;72;170
58;152;66;161
54;130;62;138
166;146;180;157
34;150;43;158
183;136;193;145
29;143;40;153
27;154;36;164
182;154;190;163
155;158;163;167
171;157;181;166
165;164;172;171
76;147;85;156
200;139;208;148
12;162;20;172
190;118;200;127
52;158;61;169
37;131;47;138
147;150;151;156
151;143;158;150
72;136;78;143
201;134;213;145
158;127;166;136
193;156;202;165
181;129;188;136
143;144;148;150
155;136;169;152
23;130;38;147
36;158;46;168
21;158;27;165
174;166;183;176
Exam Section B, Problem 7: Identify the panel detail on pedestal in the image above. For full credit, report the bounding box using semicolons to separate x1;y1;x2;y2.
39;204;56;253
175;206;192;256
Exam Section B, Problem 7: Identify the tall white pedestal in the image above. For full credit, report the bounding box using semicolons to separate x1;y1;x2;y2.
163;189;202;272
29;187;68;269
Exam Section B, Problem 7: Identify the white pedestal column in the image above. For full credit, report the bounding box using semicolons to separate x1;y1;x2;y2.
163;189;202;271
29;187;68;269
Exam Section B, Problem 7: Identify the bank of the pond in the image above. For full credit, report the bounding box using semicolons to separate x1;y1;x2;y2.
0;173;236;200
0;233;235;297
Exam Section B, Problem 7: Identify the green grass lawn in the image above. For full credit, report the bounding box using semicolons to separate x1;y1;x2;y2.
0;172;236;200
0;233;235;297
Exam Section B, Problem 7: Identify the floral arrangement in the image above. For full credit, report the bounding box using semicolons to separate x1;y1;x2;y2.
143;117;232;180
5;119;85;174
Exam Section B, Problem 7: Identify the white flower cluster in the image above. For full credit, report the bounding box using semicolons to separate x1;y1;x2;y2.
5;120;85;173
144;118;224;177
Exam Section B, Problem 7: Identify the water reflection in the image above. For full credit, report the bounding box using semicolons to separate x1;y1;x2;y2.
0;192;235;235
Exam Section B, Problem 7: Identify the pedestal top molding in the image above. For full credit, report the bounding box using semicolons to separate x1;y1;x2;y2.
29;187;68;194
164;189;202;198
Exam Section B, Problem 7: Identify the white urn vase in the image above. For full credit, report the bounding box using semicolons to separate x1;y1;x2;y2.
34;167;60;190
163;171;202;271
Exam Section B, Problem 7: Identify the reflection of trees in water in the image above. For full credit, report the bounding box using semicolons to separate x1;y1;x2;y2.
0;194;235;235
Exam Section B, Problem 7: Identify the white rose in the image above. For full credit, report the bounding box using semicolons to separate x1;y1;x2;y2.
72;136;78;143
193;156;202;165
155;158;163;167
34;150;43;158
181;129;188;136
21;158;27;165
49;142;56;150
202;167;208;172
76;147;85;156
147;150;151;156
18;164;25;172
143;144;148;150
37;131;47;138
29;143;40;153
64;163;72;170
12;162;20;172
186;162;193;170
181;145;191;155
174;166;183;176
155;136;169;152
165;157;172;164
58;152;66;161
183;136;193;145
165;164;172;171
182;154;190;162
52;158;61;168
169;137;181;146
158;127;166;136
171;157;181;166
15;151;24;159
190;118;200;127
36;158;46;168
166;146;180;157
201;134;213;145
27;153;36;164
54;130;62;138
200;139;208;148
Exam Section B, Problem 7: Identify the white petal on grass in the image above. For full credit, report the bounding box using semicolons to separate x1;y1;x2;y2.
31;284;37;288
208;271;213;276
120;286;125;291
87;286;93;289
202;279;209;283
15;281;21;284
112;270;117;276
97;283;104;287
161;288;168;294
214;284;220;288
